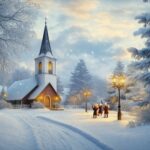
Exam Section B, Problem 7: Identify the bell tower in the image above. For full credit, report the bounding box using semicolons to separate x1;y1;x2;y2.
35;20;57;90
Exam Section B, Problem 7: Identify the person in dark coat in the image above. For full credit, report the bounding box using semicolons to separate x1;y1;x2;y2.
92;104;98;118
98;103;103;116
103;103;109;118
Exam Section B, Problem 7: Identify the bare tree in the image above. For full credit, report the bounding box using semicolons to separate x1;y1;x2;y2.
0;0;37;85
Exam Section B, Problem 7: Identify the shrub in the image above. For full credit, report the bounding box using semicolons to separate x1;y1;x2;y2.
31;101;45;109
127;121;136;128
121;101;131;111
136;104;150;125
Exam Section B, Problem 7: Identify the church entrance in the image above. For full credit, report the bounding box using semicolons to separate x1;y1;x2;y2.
44;95;51;109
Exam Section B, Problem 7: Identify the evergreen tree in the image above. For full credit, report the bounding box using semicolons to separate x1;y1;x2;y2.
125;66;146;102
57;77;64;95
129;12;150;104
68;59;92;102
114;61;124;76
107;61;125;109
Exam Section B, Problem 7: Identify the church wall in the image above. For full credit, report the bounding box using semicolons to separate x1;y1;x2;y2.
35;56;56;75
36;84;60;108
36;74;57;91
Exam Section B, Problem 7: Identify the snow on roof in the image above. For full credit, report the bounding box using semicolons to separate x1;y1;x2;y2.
7;77;38;101
37;52;55;59
28;83;56;99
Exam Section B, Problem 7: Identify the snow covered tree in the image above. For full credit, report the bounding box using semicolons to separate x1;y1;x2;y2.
57;77;64;95
67;59;92;104
114;61;124;76
69;59;92;94
128;12;150;104
107;61;125;109
125;66;147;102
0;0;37;85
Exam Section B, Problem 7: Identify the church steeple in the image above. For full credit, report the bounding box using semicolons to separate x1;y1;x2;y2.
39;20;53;55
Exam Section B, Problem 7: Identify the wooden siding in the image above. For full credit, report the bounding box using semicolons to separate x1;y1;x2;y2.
36;84;60;109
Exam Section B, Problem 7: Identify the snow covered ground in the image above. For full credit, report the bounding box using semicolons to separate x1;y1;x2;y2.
0;108;149;150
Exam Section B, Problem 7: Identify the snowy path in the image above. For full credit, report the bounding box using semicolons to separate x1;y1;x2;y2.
0;110;113;150
38;116;113;150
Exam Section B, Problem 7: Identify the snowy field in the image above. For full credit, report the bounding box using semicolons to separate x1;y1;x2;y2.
0;109;150;150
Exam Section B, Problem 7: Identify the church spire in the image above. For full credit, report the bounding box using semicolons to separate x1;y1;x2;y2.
39;19;53;56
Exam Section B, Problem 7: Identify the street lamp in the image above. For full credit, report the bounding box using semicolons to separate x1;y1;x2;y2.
111;74;126;120
83;89;91;112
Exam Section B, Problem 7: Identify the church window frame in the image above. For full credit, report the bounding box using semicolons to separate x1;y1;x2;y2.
48;61;53;74
38;62;42;74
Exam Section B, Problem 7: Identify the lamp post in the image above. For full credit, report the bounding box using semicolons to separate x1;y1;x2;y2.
83;89;91;112
111;74;125;120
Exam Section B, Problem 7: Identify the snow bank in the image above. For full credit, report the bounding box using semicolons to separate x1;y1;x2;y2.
136;104;150;125
0;100;12;109
31;101;45;109
0;109;150;150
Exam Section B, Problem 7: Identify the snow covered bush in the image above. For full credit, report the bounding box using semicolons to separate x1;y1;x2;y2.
121;101;131;111
127;121;136;128
31;102;45;109
0;99;12;109
136;104;150;125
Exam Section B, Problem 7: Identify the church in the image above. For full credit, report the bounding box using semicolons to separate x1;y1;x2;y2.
7;21;61;109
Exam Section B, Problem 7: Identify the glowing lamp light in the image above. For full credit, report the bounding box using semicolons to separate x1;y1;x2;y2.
83;89;92;112
111;74;126;121
111;74;126;89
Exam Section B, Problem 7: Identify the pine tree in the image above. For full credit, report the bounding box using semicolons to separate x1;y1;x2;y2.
129;12;150;104
114;61;124;76
125;66;146;102
107;61;125;109
68;59;92;101
57;77;64;95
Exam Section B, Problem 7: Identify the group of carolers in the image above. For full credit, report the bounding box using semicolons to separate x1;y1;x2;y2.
92;103;109;118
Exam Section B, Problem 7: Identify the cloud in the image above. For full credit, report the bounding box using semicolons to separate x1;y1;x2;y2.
58;0;99;20
22;0;150;84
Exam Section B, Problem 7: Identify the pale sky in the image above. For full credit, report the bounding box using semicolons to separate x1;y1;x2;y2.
19;0;150;84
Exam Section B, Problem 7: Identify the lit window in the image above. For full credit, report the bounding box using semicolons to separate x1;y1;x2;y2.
39;62;42;74
48;61;53;74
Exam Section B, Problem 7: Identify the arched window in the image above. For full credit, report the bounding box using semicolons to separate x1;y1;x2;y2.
38;62;42;74
48;61;53;74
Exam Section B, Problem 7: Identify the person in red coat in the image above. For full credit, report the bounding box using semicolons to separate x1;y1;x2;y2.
92;104;98;118
103;103;109;118
98;103;103;116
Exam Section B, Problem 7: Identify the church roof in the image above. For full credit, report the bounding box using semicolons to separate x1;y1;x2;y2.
39;22;53;56
7;75;58;101
28;83;58;100
7;77;37;101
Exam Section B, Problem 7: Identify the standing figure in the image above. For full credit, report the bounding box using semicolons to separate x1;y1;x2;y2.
103;103;109;118
92;104;98;118
98;103;103;116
